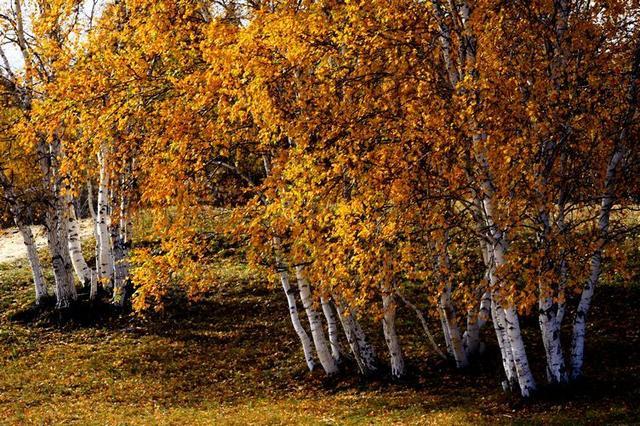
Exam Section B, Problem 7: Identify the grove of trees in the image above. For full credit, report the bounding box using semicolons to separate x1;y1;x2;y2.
0;0;638;399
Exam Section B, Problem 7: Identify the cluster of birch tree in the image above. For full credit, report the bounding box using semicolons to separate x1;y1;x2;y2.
0;0;639;399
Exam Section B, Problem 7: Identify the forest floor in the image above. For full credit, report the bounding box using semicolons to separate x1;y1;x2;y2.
0;228;639;425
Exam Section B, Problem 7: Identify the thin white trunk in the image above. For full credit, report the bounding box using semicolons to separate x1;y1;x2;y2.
439;309;453;356
1;173;48;305
503;305;537;397
67;198;95;287
570;249;602;380
334;300;378;375
491;294;517;391
395;290;447;360
295;266;338;375
321;296;341;362
463;291;491;358
18;224;48;304
571;148;625;380
97;148;114;286
539;293;568;384
112;190;130;307
279;265;315;372
382;291;405;379
439;284;469;368
491;238;536;397
45;197;77;308
87;180;99;300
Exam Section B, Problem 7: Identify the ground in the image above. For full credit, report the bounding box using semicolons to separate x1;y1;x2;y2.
0;220;94;263
0;227;639;425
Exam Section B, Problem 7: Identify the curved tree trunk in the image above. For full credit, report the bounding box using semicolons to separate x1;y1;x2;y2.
18;223;48;304
491;295;517;391
279;265;315;372
295;266;338;375
382;291;405;379
0;173;48;305
112;189;131;307
334;300;377;375
439;285;469;368
395;290;447;360
44;198;77;308
321;296;341;362
463;291;490;358
97;147;114;288
67;198;95;289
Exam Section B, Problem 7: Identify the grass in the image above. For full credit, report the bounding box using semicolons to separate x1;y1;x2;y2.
0;230;639;424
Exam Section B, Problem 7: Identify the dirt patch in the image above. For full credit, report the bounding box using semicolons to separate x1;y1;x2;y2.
0;219;93;263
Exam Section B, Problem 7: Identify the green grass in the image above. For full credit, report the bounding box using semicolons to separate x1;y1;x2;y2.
0;231;639;424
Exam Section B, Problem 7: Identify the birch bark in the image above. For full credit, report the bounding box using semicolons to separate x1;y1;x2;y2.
320;296;341;362
295;266;338;375
279;263;315;372
67;197;95;288
96;147;114;287
382;290;405;379
334;300;378;375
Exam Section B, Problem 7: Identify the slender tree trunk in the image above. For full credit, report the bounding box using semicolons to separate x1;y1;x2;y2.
334;300;377;375
44;198;77;308
38;138;76;309
570;249;602;380
463;291;490;357
97;148;114;287
539;293;568;384
321;296;341;362
395;290;447;360
279;264;315;372
0;174;48;304
67;197;95;288
295;266;338;375
18;223;48;304
571;148;625;380
87;180;99;300
491;294;518;391
439;284;469;368
112;190;130;307
382;290;405;379
490;237;536;397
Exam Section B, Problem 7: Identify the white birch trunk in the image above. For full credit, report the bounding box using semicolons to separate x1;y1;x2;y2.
491;294;517;391
67;198;95;288
1;174;48;305
571;148;625;380
18;223;48;304
463;291;491;357
491;238;536;397
439;284;469;368
295;266;338;375
334;300;378;375
321;296;341;362
87;180;99;300
112;190;130;307
37;138;76;309
97;148;114;287
382;291;405;379
279;265;315;372
44;197;77;308
570;249;602;380
539;293;568;384
479;188;536;397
